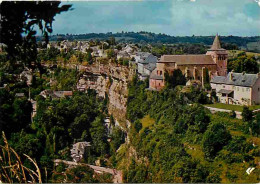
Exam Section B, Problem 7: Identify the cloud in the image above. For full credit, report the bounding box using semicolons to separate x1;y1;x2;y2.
51;0;260;36
255;0;260;6
169;0;260;36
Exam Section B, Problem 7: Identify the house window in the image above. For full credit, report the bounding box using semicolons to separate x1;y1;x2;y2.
242;88;244;92
160;71;162;76
237;87;239;91
223;85;225;88
258;88;260;92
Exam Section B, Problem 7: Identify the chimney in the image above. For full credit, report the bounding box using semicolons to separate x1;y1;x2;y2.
230;70;233;81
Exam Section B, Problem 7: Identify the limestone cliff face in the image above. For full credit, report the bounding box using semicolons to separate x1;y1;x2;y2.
77;63;135;126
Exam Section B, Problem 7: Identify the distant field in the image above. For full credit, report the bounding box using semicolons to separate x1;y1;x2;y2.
228;50;260;57
115;37;135;41
205;103;260;112
247;42;260;52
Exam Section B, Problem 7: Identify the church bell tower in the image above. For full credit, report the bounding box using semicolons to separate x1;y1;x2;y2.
206;34;228;76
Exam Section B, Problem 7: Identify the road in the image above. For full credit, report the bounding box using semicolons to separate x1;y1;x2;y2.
54;159;123;183
204;106;242;119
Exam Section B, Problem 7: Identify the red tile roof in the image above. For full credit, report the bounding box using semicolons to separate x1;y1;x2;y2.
159;55;215;65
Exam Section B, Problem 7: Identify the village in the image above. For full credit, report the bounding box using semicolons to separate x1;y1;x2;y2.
13;34;259;105
1;1;260;183
1;34;260;124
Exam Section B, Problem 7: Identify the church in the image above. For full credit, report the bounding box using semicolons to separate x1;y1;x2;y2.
149;34;228;90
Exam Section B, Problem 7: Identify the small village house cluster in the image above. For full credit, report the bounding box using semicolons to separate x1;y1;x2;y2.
43;34;260;106
149;35;260;106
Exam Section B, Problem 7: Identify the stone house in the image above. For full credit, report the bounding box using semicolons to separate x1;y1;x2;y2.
211;72;260;105
40;90;73;99
20;68;33;86
70;142;91;162
149;34;228;90
122;44;135;54
136;53;157;80
117;51;130;60
91;46;102;57
134;52;151;63
15;93;25;98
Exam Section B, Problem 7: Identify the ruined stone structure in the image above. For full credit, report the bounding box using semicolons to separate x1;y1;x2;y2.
150;34;228;90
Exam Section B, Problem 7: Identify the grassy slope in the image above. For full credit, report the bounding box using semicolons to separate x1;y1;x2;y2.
185;113;260;183
139;113;260;183
123;105;260;182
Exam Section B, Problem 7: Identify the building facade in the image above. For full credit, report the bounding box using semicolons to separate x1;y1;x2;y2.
150;34;228;90
211;72;260;105
136;53;157;80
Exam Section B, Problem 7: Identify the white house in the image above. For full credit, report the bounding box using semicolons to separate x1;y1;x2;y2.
211;72;260;105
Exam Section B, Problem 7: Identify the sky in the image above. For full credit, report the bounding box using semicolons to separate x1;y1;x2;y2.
51;0;260;36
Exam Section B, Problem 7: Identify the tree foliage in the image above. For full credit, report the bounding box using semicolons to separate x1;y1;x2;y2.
228;52;259;74
202;122;231;159
0;1;72;67
164;69;186;89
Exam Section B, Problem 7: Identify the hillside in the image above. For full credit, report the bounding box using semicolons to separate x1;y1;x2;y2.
38;32;260;52
120;79;260;183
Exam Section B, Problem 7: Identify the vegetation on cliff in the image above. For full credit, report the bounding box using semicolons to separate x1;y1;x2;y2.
123;77;260;183
0;65;124;182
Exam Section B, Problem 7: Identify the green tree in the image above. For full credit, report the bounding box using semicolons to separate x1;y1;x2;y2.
70;114;91;140
133;120;143;133
107;49;116;59
242;106;253;122
110;127;125;153
194;108;210;133
226;136;253;154
202;122;231;159
90;116;108;156
248;112;260;136
12;97;32;131
0;1;71;70
52;165;98;183
85;52;93;64
164;69;186;89
109;37;116;45
228;53;259;74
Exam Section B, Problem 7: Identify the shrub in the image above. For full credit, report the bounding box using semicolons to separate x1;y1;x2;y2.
134;120;142;133
230;110;236;118
242;106;253;122
202;122;231;159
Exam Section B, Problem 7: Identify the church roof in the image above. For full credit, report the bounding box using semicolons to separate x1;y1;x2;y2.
159;55;215;65
209;34;226;51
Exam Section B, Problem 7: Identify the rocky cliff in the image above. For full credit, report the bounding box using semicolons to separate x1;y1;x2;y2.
77;62;135;127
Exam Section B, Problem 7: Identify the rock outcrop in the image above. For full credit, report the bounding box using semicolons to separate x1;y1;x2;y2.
77;62;135;126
